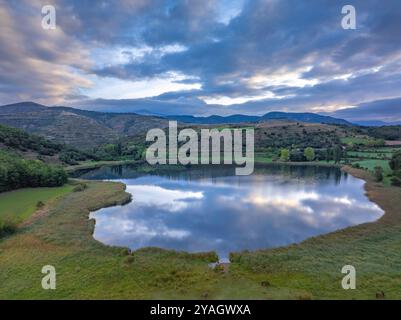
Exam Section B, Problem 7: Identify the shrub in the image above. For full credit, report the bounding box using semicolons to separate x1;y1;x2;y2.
0;218;17;238
374;166;384;182
190;251;219;262
36;201;45;208
125;255;135;264
73;183;87;192
229;252;241;263
304;147;315;161
298;293;312;300
120;248;131;256
280;148;290;162
390;152;401;171
391;176;401;187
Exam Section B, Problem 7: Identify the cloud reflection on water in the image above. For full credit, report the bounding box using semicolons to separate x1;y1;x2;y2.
89;167;383;260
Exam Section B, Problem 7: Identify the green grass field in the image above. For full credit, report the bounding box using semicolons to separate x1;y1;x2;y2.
0;185;73;222
348;151;391;159
350;159;392;185
352;159;391;171
341;137;383;146
254;152;274;163
1;170;401;299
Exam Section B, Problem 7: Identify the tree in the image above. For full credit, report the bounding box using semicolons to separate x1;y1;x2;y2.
374;166;384;182
304;147;315;161
0;151;68;193
116;141;123;157
333;146;342;164
391;170;401;187
389;151;401;171
290;150;304;162
280;148;290;162
325;148;332;163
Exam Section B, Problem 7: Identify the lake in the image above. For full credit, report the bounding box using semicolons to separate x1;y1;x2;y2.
76;164;384;261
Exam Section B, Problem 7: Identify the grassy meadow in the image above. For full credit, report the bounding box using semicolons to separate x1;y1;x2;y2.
0;185;73;222
1;166;401;299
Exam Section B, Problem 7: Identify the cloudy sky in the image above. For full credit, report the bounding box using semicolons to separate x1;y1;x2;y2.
0;0;401;121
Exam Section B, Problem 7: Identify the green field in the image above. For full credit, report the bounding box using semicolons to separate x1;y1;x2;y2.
348;151;391;159
254;152;274;163
1;171;401;299
350;159;392;185
0;185;73;222
341;136;384;146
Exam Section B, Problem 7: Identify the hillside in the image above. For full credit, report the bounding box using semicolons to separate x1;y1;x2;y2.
2;102;399;154
0;102;168;149
185;120;349;152
0;124;91;165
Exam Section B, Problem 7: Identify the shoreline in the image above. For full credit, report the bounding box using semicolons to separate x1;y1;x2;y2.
72;160;395;241
78;161;393;242
66;159;341;174
341;165;401;225
65;159;143;173
2;163;401;299
255;160;342;168
84;162;394;253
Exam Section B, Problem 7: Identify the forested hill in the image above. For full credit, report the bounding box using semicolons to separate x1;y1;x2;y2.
0;102;168;149
0;124;92;165
167;111;352;125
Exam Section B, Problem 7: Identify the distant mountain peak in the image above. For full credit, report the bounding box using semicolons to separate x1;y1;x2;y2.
0;101;47;114
261;111;351;125
166;111;351;126
2;101;46;108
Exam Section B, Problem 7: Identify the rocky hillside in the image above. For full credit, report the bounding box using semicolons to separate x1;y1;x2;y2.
0;102;168;149
0;124;91;165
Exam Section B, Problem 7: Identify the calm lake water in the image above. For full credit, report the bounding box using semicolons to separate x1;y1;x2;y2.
76;165;383;261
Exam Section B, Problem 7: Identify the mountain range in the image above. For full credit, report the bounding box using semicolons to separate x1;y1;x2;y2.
166;112;352;126
0;102;168;149
1;101;399;150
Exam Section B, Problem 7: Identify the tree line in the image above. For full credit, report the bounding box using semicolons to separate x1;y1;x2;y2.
0;151;67;193
389;151;401;186
279;146;344;163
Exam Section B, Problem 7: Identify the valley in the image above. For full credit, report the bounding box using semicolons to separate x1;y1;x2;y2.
1;101;401;299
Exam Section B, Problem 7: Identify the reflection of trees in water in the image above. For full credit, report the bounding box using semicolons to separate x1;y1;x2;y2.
151;164;345;186
334;169;342;185
111;165;123;177
255;164;343;183
325;169;331;181
76;163;345;184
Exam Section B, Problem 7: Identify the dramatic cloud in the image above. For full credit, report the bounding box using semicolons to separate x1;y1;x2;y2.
330;97;401;123
0;0;92;104
0;0;401;120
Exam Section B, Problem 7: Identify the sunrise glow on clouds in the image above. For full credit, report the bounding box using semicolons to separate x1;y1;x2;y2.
1;0;401;120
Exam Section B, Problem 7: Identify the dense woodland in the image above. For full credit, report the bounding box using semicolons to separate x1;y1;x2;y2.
363;126;401;141
0;124;143;165
0;151;67;193
390;151;401;186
